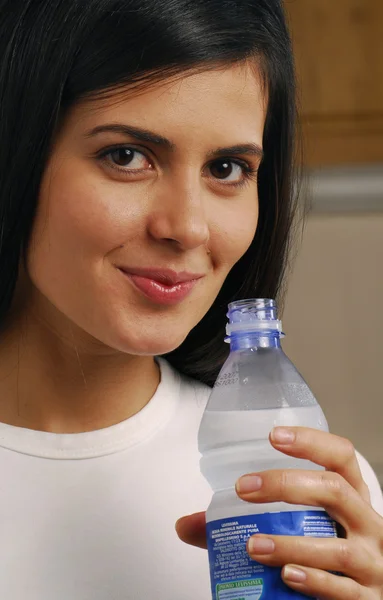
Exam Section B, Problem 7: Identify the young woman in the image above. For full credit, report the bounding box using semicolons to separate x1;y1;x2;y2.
0;0;382;598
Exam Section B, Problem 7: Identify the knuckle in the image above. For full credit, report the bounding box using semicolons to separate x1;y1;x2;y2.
341;438;356;464
360;480;371;503
323;471;351;502
337;541;355;571
278;470;291;496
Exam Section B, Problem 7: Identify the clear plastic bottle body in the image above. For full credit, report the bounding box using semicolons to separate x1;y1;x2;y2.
198;299;336;600
199;345;329;522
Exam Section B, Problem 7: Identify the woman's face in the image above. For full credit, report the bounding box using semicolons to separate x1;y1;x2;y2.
27;63;266;355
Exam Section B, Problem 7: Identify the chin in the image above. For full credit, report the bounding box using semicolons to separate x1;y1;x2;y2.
109;327;187;357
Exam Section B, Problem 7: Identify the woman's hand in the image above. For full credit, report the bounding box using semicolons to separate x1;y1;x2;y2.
176;427;383;599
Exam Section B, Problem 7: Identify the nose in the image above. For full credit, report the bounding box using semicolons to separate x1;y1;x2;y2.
147;175;210;251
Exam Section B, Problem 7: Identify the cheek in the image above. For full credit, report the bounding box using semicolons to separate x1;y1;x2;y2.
213;197;259;268
30;162;144;271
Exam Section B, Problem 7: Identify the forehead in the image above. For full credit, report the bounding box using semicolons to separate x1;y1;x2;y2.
66;62;267;143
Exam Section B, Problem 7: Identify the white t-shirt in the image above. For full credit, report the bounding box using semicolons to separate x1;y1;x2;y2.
0;357;381;599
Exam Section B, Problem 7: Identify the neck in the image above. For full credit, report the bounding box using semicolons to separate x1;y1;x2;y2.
0;287;160;434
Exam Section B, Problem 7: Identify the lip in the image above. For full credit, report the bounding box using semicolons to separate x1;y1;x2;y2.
117;266;205;306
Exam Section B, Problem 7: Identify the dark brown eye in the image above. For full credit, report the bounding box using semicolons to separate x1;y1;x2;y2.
110;148;135;166
210;160;234;179
209;159;249;185
101;147;151;171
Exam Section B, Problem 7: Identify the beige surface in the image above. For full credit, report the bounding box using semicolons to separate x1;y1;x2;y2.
282;213;383;481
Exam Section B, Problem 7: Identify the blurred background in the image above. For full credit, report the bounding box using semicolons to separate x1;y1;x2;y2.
281;1;383;483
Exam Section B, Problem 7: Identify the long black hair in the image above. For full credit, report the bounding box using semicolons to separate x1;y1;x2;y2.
0;0;298;386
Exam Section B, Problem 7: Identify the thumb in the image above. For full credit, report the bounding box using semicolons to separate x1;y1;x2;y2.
175;511;207;549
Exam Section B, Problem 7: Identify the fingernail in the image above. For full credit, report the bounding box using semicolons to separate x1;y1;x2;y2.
283;566;307;583
248;537;275;554
236;475;263;494
271;427;295;444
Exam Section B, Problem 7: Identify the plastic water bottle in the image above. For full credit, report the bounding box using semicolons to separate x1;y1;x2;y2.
198;298;337;600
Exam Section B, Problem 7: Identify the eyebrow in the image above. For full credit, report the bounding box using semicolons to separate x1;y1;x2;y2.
85;123;264;160
207;144;263;160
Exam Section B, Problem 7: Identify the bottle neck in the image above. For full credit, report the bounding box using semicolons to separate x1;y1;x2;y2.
229;332;282;351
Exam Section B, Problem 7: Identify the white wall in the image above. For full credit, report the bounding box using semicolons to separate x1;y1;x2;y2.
282;212;383;482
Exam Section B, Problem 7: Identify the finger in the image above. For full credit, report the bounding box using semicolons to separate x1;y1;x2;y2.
246;534;382;585
235;469;381;535
270;427;371;503
175;512;207;549
281;564;368;600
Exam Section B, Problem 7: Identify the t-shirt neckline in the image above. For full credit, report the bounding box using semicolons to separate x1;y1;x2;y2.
0;358;180;460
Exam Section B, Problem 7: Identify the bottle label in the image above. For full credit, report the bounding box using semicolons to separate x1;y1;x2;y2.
206;510;337;599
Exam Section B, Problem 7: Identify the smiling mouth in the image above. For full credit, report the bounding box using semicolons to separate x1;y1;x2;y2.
117;267;205;306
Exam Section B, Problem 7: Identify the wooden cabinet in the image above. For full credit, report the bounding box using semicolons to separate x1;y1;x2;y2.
285;0;383;166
